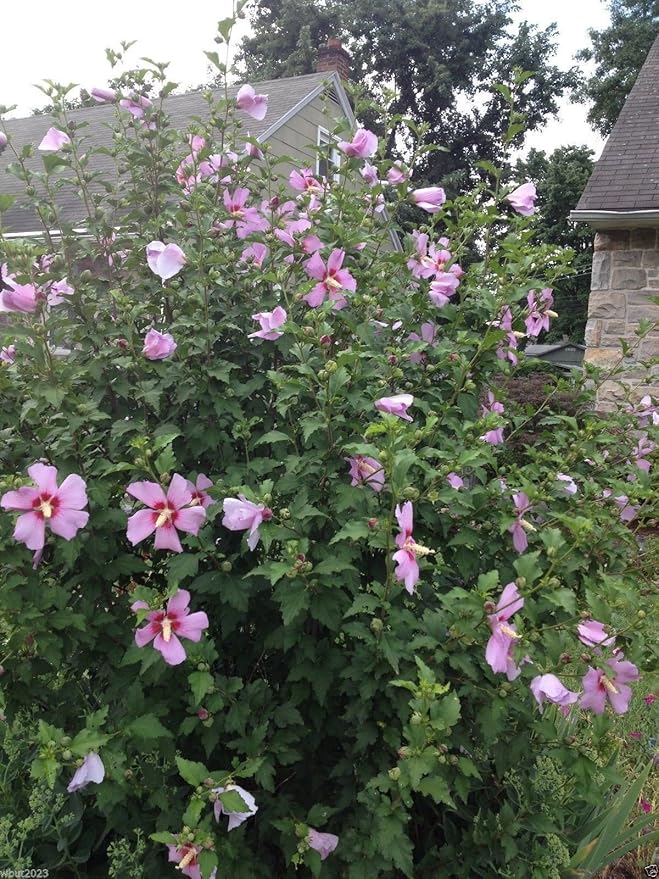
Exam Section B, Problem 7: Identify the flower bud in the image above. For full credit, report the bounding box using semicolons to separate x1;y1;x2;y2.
388;767;401;781
402;487;419;501
515;577;526;589
198;707;209;721
220;560;232;573
197;662;209;672
61;735;71;746
280;508;291;519
449;755;459;765
370;617;383;634
637;610;646;619
559;653;571;664
320;335;332;346
388;354;398;366
410;712;424;726
325;360;337;373
262;493;272;504
580;653;591;663
398;746;411;759
483;601;495;614
318;369;328;381
564;735;576;746
367;517;378;530
62;749;73;761
124;769;133;780
437;744;449;754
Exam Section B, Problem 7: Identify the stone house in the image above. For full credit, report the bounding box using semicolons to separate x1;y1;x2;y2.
570;34;659;408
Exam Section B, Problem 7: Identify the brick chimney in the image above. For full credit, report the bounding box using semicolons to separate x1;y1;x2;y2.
316;38;350;81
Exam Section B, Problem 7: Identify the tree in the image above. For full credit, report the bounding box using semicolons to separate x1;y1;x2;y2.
514;145;595;342
238;0;578;191
576;0;659;136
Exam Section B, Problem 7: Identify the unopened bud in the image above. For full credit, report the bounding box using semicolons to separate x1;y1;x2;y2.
325;360;337;373
388;354;398;366
62;749;73;761
220;560;232;573
367;517;378;530
124;769;133;780
398;746;411;759
483;601;495;614
580;653;591;663
515;577;526;589
559;653;571;664
564;735;576;745
280;508;291;519
370;617;383;634
402;487;419;501
388;767;401;781
410;712;424;726
449;755;459;765
320;335;332;346
198;707;209;721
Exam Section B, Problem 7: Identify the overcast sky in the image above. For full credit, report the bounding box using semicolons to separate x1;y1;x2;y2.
1;0;610;156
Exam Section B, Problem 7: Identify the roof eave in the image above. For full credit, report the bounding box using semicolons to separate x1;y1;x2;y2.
570;209;659;229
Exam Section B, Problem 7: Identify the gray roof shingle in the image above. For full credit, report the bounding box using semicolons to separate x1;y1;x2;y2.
0;72;336;235
575;34;659;213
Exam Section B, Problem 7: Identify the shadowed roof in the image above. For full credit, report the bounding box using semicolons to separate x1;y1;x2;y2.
0;72;345;235
573;34;659;217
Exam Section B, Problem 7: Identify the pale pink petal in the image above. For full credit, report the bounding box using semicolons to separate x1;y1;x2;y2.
156;244;186;280
303;284;327;307
154;523;183;553
304;252;326;281
14;511;46;551
176;611;209;641
49;508;89;540
166;474;192;510
327;249;345;273
135;620;160;647
126;509;158;545
175;506;206;536
126;481;167;508
167;589;191;615
1;486;39;511
56;474;88;511
27;463;59;494
154;632;187;665
146;241;165;274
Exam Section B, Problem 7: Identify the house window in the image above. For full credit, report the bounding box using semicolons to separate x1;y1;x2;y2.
316;126;341;180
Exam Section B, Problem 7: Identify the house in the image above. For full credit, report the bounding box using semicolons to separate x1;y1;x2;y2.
524;340;585;371
570;33;659;409
0;40;377;241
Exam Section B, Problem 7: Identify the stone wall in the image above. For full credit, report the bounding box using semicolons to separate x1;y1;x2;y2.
584;228;659;409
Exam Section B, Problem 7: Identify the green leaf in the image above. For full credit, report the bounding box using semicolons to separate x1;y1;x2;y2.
167;553;200;586
70;728;110;756
429;692;461;731
274;579;309;625
0;194;15;212
31;756;59;788
418;775;455;806
182;797;204;828
42;153;69;173
176;756;208;787
218;788;249;812
329;520;370;544
128;714;173;739
254;430;291;446
150;831;176;844
199;851;219;879
188;670;214;705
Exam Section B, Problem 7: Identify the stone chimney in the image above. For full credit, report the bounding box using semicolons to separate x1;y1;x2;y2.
316;38;351;81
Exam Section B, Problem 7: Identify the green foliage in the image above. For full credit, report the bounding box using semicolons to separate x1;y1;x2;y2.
576;0;659;136
238;0;578;190
0;30;656;879
514;145;595;341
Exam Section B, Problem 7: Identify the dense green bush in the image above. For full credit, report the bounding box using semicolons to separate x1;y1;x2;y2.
0;24;656;879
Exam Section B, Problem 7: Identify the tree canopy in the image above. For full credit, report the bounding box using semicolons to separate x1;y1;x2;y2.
237;0;578;191
576;0;659;136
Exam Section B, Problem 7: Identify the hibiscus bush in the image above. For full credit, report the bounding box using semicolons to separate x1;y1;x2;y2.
0;29;657;879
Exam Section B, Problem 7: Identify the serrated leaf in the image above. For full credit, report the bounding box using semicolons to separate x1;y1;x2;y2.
418;775;455;806
70;728;110;756
188;670;214;706
182;797;204;827
199;851;219;879
167;553;200;586
128;714;172;739
329;520;370;544
218;789;249;812
176;756;208;787
150;831;176;844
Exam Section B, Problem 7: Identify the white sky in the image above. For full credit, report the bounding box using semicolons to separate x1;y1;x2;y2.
1;0;610;157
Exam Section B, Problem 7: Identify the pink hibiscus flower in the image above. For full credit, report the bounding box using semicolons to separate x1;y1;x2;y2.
134;589;209;666
303;249;356;310
1;463;89;553
125;474;206;553
580;655;639;715
485;582;525;680
392;501;433;594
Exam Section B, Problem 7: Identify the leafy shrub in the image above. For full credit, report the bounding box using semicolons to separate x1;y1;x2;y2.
0;25;656;879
